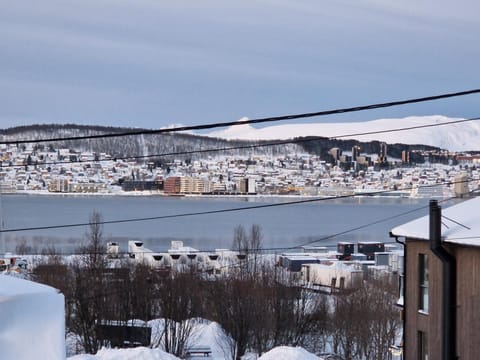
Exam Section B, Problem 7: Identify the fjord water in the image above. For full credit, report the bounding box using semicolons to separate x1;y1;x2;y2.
1;194;440;253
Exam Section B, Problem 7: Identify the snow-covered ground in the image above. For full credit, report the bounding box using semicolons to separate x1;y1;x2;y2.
207;115;480;152
258;346;324;360
66;319;325;359
68;347;179;360
67;346;324;360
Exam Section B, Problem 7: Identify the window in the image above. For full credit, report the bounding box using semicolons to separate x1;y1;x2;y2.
397;274;405;307
418;254;429;313
418;331;429;360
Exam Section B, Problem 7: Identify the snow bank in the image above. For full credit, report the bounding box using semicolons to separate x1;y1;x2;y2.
0;275;65;360
258;346;323;360
147;318;233;359
66;319;322;360
68;345;323;360
187;320;233;359
68;347;180;360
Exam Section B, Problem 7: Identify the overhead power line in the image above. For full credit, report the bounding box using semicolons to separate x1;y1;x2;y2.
332;117;480;139
441;215;471;230
4;116;480;170
2;88;480;145
15;197;460;256
288;196;460;250
0;178;474;234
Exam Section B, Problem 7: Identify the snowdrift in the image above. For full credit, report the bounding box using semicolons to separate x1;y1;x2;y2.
0;275;65;360
258;346;322;360
68;347;180;360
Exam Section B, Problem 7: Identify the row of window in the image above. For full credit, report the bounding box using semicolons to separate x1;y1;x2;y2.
418;254;429;360
419;253;429;313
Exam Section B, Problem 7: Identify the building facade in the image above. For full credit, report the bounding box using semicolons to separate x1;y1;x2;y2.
391;198;480;360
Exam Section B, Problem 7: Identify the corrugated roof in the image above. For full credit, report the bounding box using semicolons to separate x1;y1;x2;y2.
390;196;480;247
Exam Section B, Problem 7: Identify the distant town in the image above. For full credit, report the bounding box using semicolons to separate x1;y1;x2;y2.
1;141;479;198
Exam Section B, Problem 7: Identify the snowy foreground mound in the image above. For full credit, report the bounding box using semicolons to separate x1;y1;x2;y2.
68;347;179;360
0;275;65;360
68;346;323;360
258;346;323;360
67;319;324;360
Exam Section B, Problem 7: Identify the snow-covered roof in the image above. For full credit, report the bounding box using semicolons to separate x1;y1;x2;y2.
391;197;480;247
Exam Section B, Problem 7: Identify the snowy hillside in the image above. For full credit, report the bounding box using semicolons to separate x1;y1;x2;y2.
206;115;480;152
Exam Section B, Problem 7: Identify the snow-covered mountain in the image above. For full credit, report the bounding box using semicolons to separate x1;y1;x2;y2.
206;115;480;152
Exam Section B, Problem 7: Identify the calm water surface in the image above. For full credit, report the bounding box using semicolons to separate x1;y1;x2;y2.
1;194;448;253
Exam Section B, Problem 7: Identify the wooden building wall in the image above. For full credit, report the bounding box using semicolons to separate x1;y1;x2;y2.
405;240;480;360
451;245;480;360
405;240;442;360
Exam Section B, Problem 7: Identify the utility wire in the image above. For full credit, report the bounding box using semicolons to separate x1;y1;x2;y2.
4;116;480;170
1;178;473;234
443;236;480;241
17;194;462;277
191;196;463;273
225;196;460;253
2;89;480;145
441;215;471;230
331;117;480;139
22;195;466;287
288;196;461;250
288;205;430;250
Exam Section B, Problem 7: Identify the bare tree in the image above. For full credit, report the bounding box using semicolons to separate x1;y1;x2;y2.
362;277;401;360
232;224;248;254
205;275;257;360
232;224;264;275
66;211;109;353
249;224;263;274
156;271;200;357
329;277;401;360
80;211;106;267
249;224;262;251
205;263;329;359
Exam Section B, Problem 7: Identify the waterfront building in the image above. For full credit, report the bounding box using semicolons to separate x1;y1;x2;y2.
164;176;181;194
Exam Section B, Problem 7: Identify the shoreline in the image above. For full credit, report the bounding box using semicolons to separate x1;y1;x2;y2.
5;189;454;200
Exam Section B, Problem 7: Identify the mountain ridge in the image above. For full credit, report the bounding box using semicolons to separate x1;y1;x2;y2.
0;121;450;163
207;115;480;152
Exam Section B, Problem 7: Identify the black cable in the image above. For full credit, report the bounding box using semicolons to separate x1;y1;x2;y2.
443;236;480;241
18;194;464;282
0;177;473;234
288;204;430;250
0;137;314;169
251;196;460;252
441;215;471;230
201;196;463;272
331;117;480;139
4;116;480;170
2;89;480;145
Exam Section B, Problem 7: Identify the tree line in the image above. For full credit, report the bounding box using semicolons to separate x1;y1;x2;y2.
0;123;437;164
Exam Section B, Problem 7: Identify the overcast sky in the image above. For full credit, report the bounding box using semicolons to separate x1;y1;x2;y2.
1;0;479;130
